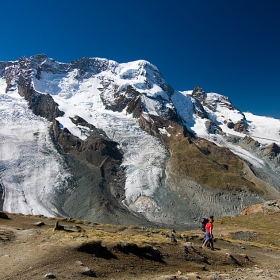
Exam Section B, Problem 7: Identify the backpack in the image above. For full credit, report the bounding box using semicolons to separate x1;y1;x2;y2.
200;217;208;232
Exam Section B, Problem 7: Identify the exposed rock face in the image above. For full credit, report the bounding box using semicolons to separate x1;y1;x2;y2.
191;86;206;103
240;199;280;215
70;56;117;77
126;96;143;118
264;143;280;160
242;136;260;147
0;182;4;211
100;84;140;112
205;120;222;134
18;85;64;121
53;118;125;202
227;121;235;129
191;97;209;119
234;120;248;133
238;135;276;172
138;114;193;145
191;86;248;134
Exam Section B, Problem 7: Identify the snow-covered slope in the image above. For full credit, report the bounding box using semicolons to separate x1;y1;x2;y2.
244;112;280;145
0;55;279;228
0;78;73;216
32;63;170;207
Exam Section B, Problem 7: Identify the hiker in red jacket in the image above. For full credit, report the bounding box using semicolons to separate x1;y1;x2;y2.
202;215;214;250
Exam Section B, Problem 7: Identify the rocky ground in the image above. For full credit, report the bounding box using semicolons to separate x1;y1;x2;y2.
1;205;280;280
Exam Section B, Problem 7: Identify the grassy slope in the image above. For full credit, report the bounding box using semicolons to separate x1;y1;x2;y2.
169;137;265;194
1;207;279;251
215;211;280;249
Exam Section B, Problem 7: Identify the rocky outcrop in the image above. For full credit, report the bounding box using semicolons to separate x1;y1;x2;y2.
234;120;248;133
100;84;140;112
191;86;248;134
264;143;280;160
241;136;260;148
53;221;82;232
224;119;248;133
191;86;206;103
205;120;222;134
240;199;280;215
19;84;64;121
0;182;4;211
52;117;127;205
126;96;144;118
138;114;193;147
240;136;279;163
70;56;116;77
191;97;209;119
2;60;65;121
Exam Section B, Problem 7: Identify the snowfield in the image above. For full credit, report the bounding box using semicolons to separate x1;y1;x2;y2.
244;112;280;145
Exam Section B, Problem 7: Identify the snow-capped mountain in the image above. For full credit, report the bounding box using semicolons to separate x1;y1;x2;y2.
0;54;279;229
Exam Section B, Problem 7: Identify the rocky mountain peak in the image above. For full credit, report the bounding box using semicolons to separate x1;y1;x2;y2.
191;86;206;102
265;142;280;159
1;54;280;229
70;57;117;78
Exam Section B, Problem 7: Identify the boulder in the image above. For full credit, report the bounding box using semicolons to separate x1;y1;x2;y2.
0;211;9;219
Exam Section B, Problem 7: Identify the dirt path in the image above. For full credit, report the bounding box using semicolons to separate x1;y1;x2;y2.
1;213;280;280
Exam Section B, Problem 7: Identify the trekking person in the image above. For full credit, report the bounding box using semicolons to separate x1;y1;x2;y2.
200;217;208;245
202;215;214;250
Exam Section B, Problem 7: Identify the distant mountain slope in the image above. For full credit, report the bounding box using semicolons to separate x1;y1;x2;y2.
0;54;279;229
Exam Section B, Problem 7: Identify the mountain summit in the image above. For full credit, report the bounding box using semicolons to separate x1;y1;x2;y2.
0;54;280;229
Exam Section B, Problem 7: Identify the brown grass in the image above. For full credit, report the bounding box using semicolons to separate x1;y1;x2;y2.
214;212;280;249
169;137;264;194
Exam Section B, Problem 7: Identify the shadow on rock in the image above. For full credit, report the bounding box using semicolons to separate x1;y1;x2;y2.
77;240;116;259
115;242;165;263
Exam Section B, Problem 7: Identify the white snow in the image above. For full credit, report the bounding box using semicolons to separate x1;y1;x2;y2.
244;112;280;145
141;95;160;116
206;134;265;168
32;69;169;208
172;90;195;127
158;127;171;137
0;78;73;216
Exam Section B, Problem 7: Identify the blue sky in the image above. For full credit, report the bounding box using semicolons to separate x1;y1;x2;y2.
1;0;280;118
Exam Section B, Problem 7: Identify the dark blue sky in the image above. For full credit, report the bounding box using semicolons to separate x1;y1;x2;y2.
1;0;280;118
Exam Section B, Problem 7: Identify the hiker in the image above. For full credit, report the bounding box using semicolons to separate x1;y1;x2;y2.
202;215;214;250
200;217;208;245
